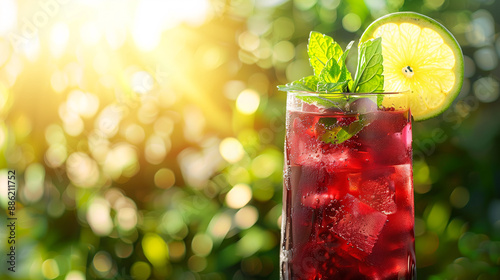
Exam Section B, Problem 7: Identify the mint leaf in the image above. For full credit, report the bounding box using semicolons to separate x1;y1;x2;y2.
318;115;372;144
319;58;342;83
338;40;355;90
317;81;348;93
339;40;354;64
317;41;354;92
277;75;318;92
308;31;343;76
352;37;384;93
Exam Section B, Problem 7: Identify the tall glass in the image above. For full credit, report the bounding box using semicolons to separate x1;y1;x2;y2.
281;91;415;279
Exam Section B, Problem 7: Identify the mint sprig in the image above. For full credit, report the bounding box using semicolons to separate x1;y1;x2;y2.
278;31;384;94
278;31;385;144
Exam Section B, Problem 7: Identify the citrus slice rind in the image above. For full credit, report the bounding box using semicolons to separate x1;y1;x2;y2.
360;12;464;121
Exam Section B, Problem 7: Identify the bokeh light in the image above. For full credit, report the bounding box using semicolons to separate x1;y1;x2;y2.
473;76;499;103
225;183;252;209
208;212;232;240
65;271;85;280
42;259;59;279
130;261;151;280
87;197;113;236
191;233;213;257
235;206;259;229
142;233;169;268
236;89;261;115
342;13;362;32
219;137;245;163
93;251;114;278
154;168;176;189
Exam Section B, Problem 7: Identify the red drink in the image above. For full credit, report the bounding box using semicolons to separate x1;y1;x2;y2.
281;93;415;279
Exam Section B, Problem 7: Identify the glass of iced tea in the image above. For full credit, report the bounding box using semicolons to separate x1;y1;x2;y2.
281;91;415;279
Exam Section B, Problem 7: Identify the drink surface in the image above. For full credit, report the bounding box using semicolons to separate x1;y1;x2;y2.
281;102;415;279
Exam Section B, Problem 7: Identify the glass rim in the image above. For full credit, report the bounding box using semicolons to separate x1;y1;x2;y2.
286;90;409;96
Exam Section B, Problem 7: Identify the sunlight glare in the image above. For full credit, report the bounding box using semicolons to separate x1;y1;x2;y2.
0;40;11;68
132;0;165;52
5;54;23;86
105;25;126;50
132;71;154;95
0;0;16;36
50;70;68;93
132;0;210;51
67;90;100;118
80;21;101;46
50;22;70;58
93;51;111;75
22;34;40;62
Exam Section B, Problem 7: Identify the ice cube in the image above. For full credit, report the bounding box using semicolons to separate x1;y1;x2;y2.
348;168;397;215
356;110;411;166
289;112;366;170
299;172;352;213
392;164;413;206
294;142;351;170
291;165;329;196
359;177;397;215
329;194;387;256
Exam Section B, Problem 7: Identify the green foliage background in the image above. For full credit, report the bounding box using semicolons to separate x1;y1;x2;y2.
0;0;499;279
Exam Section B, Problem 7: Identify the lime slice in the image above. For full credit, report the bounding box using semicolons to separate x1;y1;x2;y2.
360;12;464;121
